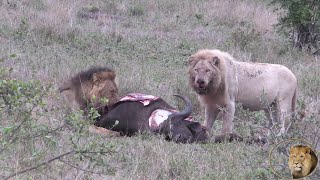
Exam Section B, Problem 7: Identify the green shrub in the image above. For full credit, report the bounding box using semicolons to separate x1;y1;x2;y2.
270;0;320;52
0;68;115;179
228;22;261;51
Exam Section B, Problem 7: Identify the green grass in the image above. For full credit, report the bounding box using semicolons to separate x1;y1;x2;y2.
0;0;319;179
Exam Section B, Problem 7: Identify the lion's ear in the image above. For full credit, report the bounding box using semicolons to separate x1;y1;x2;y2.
289;147;294;154
187;122;203;133
104;71;116;80
211;56;220;67
188;56;197;67
92;73;100;84
305;147;311;154
96;71;116;81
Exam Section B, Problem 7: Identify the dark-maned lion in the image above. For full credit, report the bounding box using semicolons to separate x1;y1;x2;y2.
289;145;318;179
59;66;119;114
187;49;297;135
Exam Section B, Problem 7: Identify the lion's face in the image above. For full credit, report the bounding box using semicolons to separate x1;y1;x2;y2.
60;67;120;114
188;54;222;95
288;146;313;178
89;70;119;109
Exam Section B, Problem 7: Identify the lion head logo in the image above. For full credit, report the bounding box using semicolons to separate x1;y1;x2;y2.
288;145;318;179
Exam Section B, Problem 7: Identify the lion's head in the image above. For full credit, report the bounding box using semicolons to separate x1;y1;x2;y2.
187;49;226;95
59;66;119;114
288;145;317;179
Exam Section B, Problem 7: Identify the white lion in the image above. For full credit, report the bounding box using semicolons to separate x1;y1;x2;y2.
187;49;297;135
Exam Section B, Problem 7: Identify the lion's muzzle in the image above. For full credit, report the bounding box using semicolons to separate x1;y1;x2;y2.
196;79;206;88
294;162;302;171
193;77;211;94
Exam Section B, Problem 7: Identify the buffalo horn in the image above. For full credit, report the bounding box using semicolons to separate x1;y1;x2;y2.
170;94;193;120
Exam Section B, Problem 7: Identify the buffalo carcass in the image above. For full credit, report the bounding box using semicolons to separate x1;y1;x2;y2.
94;93;209;143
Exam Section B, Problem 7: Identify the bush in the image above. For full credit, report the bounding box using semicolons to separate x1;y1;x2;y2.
270;0;320;53
0;69;115;179
228;23;261;51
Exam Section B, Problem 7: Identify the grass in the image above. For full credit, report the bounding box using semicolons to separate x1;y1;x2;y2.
0;0;319;179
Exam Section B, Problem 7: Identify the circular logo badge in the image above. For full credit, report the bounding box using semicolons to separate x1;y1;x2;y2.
269;138;318;179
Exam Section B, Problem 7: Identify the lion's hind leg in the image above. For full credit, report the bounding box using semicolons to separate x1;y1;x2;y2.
277;98;293;135
264;101;277;128
263;101;278;136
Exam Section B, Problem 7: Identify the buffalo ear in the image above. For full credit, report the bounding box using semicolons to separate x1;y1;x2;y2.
187;122;203;133
210;56;220;67
158;117;171;134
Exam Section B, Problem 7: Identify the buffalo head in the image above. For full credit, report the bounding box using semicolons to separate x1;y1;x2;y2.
158;94;209;143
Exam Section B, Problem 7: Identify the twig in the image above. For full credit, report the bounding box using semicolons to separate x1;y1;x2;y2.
4;150;75;180
301;122;308;137
278;146;289;157
58;159;110;175
1;87;48;154
23;124;66;140
312;127;319;145
3;150;113;179
0;106;36;154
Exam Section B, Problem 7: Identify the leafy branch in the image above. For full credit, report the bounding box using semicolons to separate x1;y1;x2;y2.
4;149;114;180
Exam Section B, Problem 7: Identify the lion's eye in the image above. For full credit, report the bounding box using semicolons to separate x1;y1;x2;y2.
194;69;198;72
206;69;210;72
300;155;303;158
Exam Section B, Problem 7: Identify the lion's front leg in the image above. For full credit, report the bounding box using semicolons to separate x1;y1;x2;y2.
204;106;220;134
221;101;235;134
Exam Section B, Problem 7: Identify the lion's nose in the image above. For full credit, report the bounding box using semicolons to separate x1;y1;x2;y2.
196;79;205;86
295;162;299;165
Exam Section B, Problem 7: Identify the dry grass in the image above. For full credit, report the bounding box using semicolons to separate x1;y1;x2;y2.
0;0;319;179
